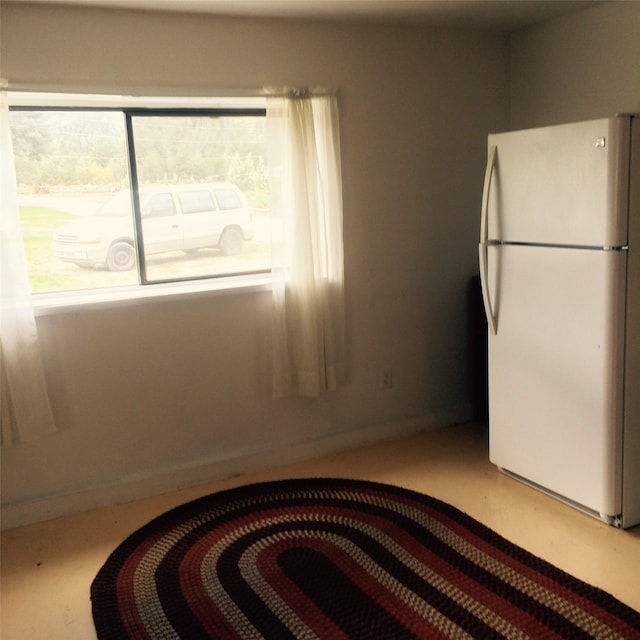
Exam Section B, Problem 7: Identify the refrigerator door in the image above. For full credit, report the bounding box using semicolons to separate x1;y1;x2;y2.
487;243;627;517
487;117;630;248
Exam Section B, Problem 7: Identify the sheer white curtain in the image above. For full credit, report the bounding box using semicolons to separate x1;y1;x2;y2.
267;90;346;397
0;88;57;445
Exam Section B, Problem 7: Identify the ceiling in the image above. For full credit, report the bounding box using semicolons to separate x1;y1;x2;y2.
11;0;606;31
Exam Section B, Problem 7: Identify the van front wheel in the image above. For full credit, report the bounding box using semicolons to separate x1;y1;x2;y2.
107;242;136;271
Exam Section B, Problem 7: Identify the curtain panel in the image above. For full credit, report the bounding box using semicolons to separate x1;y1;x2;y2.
267;91;346;397
0;88;57;445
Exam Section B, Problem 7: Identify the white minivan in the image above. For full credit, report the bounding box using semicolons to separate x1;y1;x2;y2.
51;183;255;271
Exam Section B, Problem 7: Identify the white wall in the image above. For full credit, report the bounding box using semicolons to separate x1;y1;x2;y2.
1;3;509;527
510;1;640;128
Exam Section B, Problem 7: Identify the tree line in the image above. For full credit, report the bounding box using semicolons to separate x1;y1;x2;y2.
10;110;269;207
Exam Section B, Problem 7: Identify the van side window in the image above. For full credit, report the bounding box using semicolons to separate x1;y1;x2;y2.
214;188;243;210
178;190;216;214
143;193;176;218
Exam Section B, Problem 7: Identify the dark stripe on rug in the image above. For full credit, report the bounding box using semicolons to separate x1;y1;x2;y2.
279;546;419;639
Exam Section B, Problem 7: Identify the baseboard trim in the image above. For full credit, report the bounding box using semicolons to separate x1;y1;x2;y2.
1;405;471;530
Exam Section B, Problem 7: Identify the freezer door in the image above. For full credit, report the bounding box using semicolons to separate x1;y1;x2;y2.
488;244;627;517
487;117;630;248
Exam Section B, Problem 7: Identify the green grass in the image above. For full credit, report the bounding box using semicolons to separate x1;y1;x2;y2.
21;206;72;229
20;207;75;293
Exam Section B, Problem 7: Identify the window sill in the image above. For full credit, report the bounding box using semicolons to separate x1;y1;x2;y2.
32;273;273;316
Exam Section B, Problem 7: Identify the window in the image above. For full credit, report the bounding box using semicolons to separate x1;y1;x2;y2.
8;94;270;298
177;190;215;215
144;193;176;218
214;187;243;211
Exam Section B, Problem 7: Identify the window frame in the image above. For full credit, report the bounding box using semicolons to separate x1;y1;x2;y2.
8;92;272;314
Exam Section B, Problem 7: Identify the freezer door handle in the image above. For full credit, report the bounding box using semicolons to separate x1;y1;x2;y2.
479;145;498;335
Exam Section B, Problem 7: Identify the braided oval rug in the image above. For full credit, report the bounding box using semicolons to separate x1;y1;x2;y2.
91;478;640;639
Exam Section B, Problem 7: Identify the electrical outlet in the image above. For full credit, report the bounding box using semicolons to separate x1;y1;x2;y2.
379;367;393;389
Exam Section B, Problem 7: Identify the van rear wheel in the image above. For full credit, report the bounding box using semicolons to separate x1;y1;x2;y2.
219;228;243;256
107;242;136;271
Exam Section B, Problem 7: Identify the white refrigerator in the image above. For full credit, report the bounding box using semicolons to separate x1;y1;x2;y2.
479;115;640;528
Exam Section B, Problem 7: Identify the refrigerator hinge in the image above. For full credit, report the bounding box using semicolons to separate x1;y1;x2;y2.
604;514;623;528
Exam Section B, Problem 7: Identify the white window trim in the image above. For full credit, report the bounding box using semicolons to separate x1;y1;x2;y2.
30;274;272;316
9;91;272;315
7;92;266;110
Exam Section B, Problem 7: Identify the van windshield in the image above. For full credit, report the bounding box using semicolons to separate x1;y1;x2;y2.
94;191;133;218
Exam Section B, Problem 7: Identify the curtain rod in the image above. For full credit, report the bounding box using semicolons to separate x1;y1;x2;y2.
262;86;338;99
2;79;337;100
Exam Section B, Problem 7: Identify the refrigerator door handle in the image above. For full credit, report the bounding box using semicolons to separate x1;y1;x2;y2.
479;145;498;335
